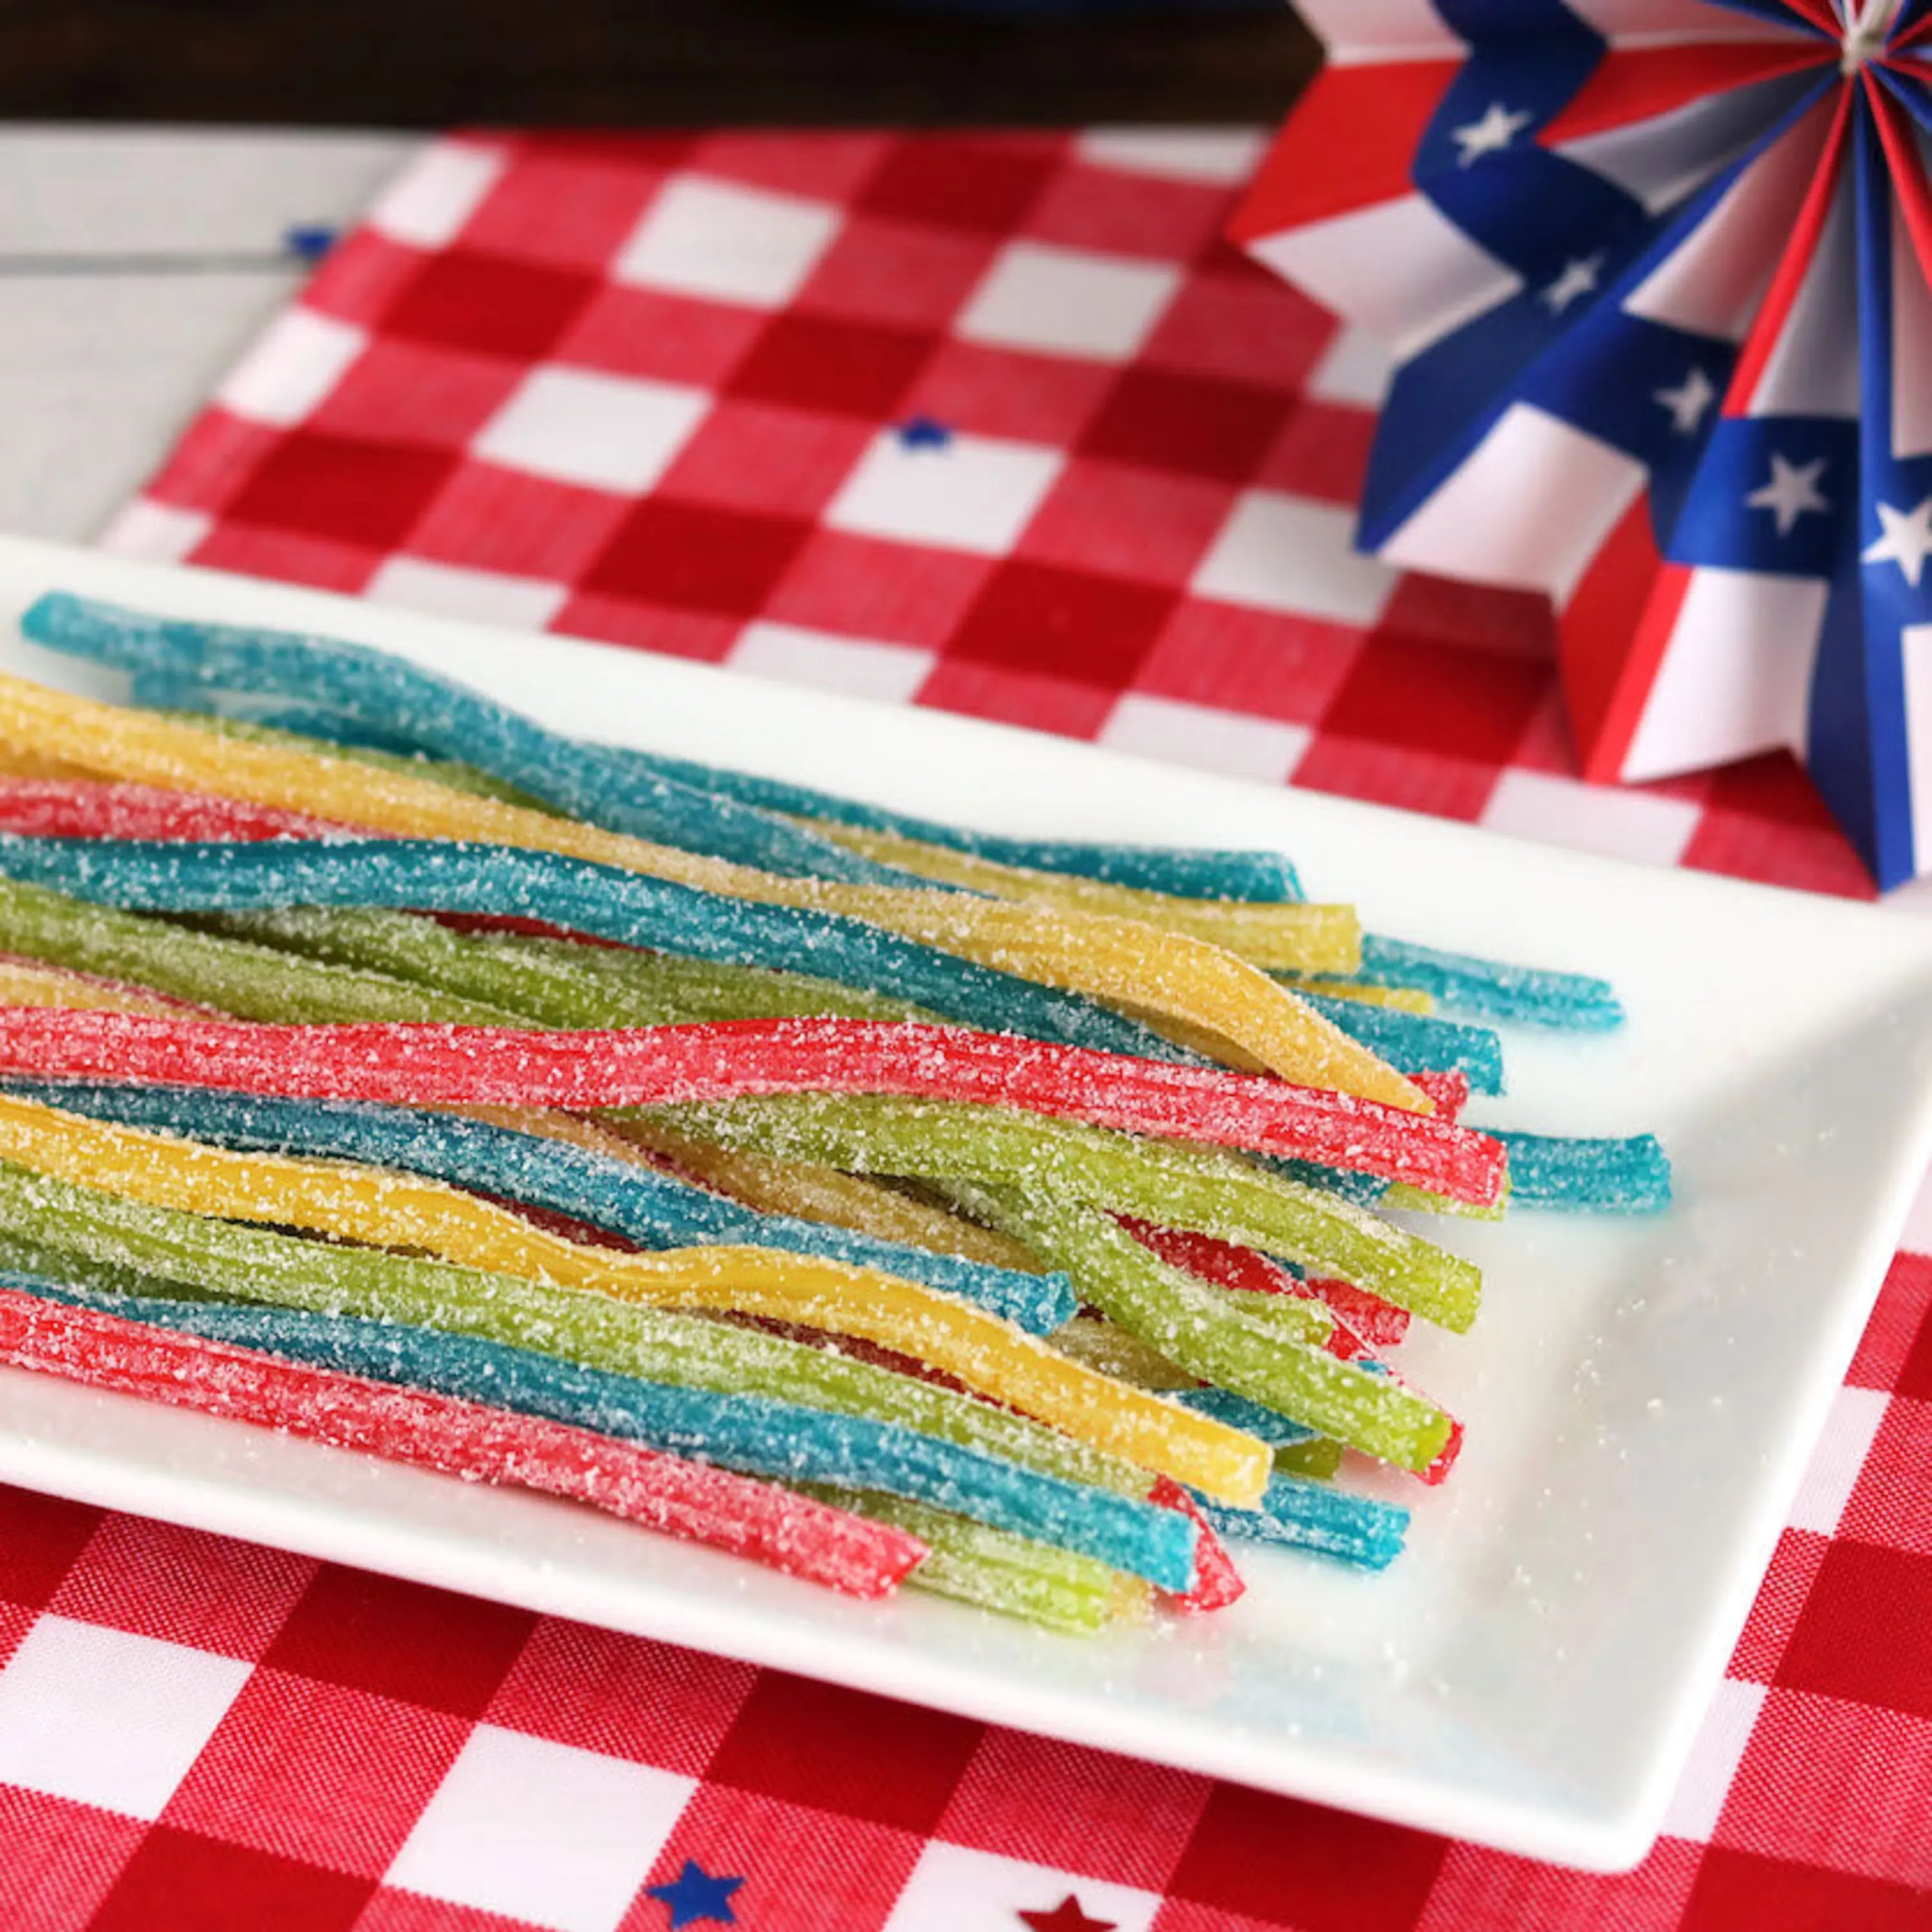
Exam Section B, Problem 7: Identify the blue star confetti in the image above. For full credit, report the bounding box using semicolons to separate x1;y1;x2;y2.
895;415;953;451
645;1859;744;1929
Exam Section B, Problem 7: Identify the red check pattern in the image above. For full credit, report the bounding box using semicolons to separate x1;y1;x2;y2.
14;127;1916;1929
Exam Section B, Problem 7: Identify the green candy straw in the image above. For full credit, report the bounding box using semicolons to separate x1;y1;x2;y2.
0;1160;1159;1503
205;905;924;1028
0;876;516;1025
951;1182;1454;1472
801;1488;1142;1634
634;1094;1481;1331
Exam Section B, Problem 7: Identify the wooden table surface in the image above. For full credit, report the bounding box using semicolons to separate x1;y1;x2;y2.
1;1;1318;128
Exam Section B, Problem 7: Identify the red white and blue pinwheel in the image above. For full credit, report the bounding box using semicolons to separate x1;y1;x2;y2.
1234;2;1932;886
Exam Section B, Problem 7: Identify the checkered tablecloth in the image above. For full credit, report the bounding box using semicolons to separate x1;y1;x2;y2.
0;128;1919;1930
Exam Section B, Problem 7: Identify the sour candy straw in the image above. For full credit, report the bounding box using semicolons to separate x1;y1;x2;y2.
798;1487;1149;1633
0;1166;1236;1574
760;818;1357;967
0;1278;928;1597
0;1094;1260;1499
0;958;198;1019
1486;1129;1671;1211
0;777;347;843
636;1094;1482;1329
951;1181;1455;1472
0;1006;1505;1202
28;593;1316;952
0;875;520;1025
0;834;1187;1065
22;592;907;887
603;1112;1041;1273
212;905;925;1027
1294;989;1506;1097
129;662;1303;905
1189;1472;1411;1570
0;681;1410;1099
1351;934;1624;1032
12;1082;1075;1334
1;1251;1204;1601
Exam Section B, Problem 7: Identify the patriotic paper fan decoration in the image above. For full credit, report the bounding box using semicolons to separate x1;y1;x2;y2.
1232;1;1932;887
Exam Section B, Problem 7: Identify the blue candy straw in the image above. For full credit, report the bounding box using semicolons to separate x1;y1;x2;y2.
0;1268;1196;1590
1296;989;1506;1095
7;1081;1075;1334
1355;933;1624;1032
0;835;1191;1065
1486;1130;1671;1211
80;607;1303;904
1190;1472;1409;1569
1174;1385;1318;1448
23;592;918;889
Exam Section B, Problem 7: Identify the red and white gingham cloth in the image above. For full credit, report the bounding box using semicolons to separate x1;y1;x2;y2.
0;129;1917;1930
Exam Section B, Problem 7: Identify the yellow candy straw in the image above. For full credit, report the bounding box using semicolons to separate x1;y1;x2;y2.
0;961;194;1018
0;676;1421;1110
1272;978;1434;1014
0;1094;1269;1504
602;1112;1043;1273
804;820;1361;971
0;964;1025;1278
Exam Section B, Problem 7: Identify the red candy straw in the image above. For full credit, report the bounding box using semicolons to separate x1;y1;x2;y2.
1150;1477;1247;1614
1121;1220;1413;1350
0;1285;925;1598
0;778;348;844
1407;1070;1469;1122
0;1010;1508;1204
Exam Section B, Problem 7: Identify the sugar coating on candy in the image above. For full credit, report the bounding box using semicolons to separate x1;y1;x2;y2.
800;1485;1153;1633
0;1278;929;1598
1147;1479;1247;1613
0;1155;1244;1513
605;1113;1041;1272
639;761;1303;905
0;1228;1183;1588
216;905;927;1028
5;1264;1197;1594
0;1094;1265;1501
629;748;1305;902
133;648;1303;908
0;675;1418;1104
0;835;1193;1065
0;1004;1504;1204
1171;1387;1320;1449
949;1180;1454;1472
643;1094;1482;1330
0;777;351;844
26;592;912;888
0;875;518;1026
0;956;209;1019
1356;933;1624;1032
1290;989;1506;1096
795;818;1361;969
1486;1130;1672;1211
14;1081;1076;1334
1190;1472;1411;1570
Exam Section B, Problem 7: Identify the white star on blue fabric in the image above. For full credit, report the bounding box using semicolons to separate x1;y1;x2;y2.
1747;453;1830;537
1653;366;1717;435
1863;495;1932;588
1541;254;1604;314
1451;102;1533;167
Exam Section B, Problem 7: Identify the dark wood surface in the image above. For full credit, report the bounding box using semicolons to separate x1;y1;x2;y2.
1;1;1319;128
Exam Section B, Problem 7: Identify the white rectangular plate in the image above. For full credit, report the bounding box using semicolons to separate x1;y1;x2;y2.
1;533;1929;1873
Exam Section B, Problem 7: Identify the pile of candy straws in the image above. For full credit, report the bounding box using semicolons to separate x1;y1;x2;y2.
0;592;1670;1631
